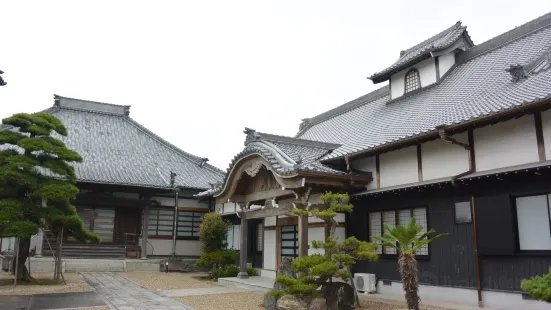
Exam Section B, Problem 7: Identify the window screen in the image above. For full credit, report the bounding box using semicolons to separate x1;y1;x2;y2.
148;208;174;237
177;211;205;239
455;201;472;224
405;69;421;93
281;225;298;258
256;223;264;252
368;207;429;256
516;195;551;250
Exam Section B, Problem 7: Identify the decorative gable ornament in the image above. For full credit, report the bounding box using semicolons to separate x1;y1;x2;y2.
506;64;528;82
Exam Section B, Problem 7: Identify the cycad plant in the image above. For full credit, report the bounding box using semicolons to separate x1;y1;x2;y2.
374;219;447;310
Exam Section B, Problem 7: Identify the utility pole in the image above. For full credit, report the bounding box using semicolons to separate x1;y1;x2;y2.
170;171;178;256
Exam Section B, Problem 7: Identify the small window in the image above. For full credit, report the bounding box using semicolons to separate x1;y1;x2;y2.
368;207;428;256
256;223;263;252
405;69;421;93
455;201;472;224
516;195;551;250
176;211;206;239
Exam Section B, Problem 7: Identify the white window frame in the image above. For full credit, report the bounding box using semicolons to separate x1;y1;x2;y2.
515;194;551;251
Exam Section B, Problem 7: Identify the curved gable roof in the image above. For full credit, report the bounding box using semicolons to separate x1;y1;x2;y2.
43;95;224;190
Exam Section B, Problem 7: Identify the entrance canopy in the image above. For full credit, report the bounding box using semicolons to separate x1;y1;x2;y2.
197;128;373;214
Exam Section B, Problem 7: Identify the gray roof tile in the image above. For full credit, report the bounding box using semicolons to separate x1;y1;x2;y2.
298;12;551;161
1;96;224;190
369;21;473;82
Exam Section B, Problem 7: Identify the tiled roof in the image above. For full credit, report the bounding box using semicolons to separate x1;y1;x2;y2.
1;95;225;190
196;129;349;198
369;21;473;83
297;11;551;161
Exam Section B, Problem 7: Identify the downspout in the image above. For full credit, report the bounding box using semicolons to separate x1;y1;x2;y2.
437;127;474;186
438;128;483;306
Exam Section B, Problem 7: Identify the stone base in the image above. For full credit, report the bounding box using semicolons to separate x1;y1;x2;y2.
237;272;249;279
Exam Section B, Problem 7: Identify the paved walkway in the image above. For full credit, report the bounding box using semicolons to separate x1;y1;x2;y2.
81;272;193;310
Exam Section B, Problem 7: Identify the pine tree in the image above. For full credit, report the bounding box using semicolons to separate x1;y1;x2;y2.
0;112;98;281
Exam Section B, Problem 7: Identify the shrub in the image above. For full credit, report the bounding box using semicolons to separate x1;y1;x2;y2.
521;267;551;302
198;212;231;253
247;267;258;276
196;250;238;271
211;264;239;279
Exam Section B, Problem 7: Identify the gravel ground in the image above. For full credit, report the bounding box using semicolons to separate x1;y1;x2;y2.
120;271;216;290
173;292;454;310
174;292;265;310
358;295;452;310
0;272;91;296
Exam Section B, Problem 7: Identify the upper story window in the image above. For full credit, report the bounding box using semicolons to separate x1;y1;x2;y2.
404;69;421;93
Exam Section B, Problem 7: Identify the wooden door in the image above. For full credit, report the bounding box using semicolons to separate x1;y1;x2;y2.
114;207;141;244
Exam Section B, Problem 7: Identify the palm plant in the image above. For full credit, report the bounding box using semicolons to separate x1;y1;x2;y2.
374;219;447;310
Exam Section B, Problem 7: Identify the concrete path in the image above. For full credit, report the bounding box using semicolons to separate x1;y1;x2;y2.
0;291;105;310
160;286;253;297
81;272;193;310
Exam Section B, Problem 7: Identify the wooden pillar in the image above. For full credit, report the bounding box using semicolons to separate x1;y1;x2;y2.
141;201;150;260
237;213;249;279
298;214;309;257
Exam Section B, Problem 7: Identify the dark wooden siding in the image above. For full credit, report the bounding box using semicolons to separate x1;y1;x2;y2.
351;187;477;288
350;170;551;292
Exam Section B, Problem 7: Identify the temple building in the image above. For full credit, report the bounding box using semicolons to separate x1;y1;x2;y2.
1;95;224;259
198;11;551;310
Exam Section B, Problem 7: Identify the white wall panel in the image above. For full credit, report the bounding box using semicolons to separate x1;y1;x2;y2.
152;196;206;208
334;227;346;242
265;216;276;226
438;53;455;77
308;227;326;255
422;133;469;181
380;146;418;187
541;110;551;160
263;230;277;270
351;156;377;189
474;116;538;171
390;58;437;99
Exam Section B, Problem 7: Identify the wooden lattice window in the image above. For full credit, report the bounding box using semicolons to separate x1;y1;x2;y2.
404;69;421;93
281;225;298;258
368;207;428;256
176;211;206;240
148;208;174;238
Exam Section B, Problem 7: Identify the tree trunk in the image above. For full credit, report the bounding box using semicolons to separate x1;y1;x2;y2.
12;237;31;282
399;254;420;310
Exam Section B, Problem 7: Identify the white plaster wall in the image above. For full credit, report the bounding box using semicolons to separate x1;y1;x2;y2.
0;237;16;252
474;115;538;171
540;110;551;160
308;227;325;255
152;196;206;208
390;58;437;99
421;133;469;181
438;52;455;77
147;239;201;256
219;202;237;214
379;146;418;187
265;216;276;226
350;156;377;189
334;227;346;242
263;230;277;270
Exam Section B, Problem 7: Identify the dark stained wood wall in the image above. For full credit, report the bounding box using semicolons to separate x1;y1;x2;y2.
350;170;551;292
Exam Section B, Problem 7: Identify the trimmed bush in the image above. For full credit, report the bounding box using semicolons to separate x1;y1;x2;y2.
521;267;551;302
198;212;231;253
196;250;238;271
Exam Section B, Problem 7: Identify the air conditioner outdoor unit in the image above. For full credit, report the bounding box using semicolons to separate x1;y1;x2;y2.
354;273;376;293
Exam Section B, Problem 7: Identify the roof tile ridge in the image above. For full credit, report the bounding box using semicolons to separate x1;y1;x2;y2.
123;117;225;176
255;131;340;149
458;11;551;63
296;85;390;137
402;21;462;55
54;94;130;109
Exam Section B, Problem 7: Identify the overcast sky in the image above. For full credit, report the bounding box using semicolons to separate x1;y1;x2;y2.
2;1;551;170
